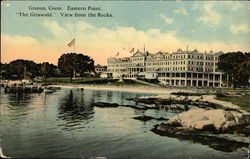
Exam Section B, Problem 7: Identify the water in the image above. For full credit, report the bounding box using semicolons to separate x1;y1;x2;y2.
0;87;248;158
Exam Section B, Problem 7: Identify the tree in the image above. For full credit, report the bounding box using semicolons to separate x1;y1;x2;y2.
236;53;250;87
40;62;58;83
0;63;8;79
7;59;39;79
40;62;58;78
217;52;250;89
58;53;95;82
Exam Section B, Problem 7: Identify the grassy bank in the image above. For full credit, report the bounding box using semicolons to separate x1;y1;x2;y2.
38;77;147;86
216;95;250;112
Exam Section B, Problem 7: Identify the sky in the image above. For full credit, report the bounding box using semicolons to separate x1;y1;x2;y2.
1;0;250;65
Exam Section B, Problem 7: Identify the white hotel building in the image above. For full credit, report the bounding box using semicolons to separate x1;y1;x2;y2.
107;49;225;87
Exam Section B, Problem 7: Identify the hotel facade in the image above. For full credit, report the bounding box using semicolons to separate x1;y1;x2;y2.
107;49;225;87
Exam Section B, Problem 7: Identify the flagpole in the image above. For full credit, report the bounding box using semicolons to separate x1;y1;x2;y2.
74;38;75;52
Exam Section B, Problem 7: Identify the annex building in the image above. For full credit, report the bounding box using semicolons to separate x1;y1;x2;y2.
107;49;225;87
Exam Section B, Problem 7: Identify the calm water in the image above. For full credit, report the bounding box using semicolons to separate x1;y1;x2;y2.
0;87;248;158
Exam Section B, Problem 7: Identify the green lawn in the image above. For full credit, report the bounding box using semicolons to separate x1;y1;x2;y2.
216;95;250;112
38;77;102;84
108;79;147;86
37;77;146;86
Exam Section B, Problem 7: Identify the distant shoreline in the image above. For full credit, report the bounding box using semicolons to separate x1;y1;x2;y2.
50;84;193;95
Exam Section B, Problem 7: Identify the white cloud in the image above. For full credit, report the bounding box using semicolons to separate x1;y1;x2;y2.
196;2;221;26
2;20;250;65
225;1;242;11
173;8;187;15
230;24;250;35
159;14;174;24
232;2;242;11
43;20;69;37
193;2;199;10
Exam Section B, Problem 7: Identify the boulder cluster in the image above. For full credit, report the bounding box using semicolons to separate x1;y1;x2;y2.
166;108;250;132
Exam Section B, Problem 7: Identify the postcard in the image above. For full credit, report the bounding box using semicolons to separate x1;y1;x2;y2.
1;0;250;158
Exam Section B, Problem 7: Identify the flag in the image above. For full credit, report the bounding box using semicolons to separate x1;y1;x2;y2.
67;39;75;47
130;48;134;53
116;52;119;57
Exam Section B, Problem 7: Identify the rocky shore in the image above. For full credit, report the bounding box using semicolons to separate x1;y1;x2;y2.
92;91;250;151
157;108;250;134
139;93;250;152
59;85;250;151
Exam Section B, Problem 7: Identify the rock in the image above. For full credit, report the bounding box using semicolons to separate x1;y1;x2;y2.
152;123;249;152
167;108;250;132
133;116;154;121
171;92;204;96
92;102;119;108
133;116;169;122
155;98;172;105
133;98;158;104
193;120;215;131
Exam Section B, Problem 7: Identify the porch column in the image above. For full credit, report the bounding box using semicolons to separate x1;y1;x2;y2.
219;73;222;87
191;72;193;87
185;72;187;87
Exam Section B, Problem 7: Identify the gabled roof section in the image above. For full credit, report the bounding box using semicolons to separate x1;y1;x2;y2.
131;50;146;57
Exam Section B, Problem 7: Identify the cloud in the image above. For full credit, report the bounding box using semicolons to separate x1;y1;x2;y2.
1;20;250;65
1;34;58;64
230;24;250;35
196;2;221;26
193;2;199;10
43;20;70;37
159;14;174;24
173;8;187;15
225;1;242;11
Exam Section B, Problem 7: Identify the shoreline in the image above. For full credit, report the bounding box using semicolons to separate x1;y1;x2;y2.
51;84;249;114
50;84;195;95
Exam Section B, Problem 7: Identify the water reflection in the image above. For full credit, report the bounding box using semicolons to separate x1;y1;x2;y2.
58;90;94;123
7;93;32;106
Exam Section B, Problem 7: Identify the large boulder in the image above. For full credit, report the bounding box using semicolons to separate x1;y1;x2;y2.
92;102;119;108
167;108;250;132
